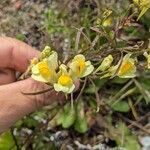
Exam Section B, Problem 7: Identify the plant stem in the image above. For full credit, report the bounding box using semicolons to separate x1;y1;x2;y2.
75;78;87;102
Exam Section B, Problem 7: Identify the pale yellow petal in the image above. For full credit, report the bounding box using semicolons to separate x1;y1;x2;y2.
31;64;39;75
67;84;75;93
59;64;68;75
81;62;94;77
73;54;85;62
54;84;69;93
117;54;136;78
47;51;58;69
31;74;49;83
95;55;113;72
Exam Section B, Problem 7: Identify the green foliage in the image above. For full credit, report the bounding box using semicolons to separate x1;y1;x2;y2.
16;34;26;41
110;101;130;112
115;122;141;150
44;9;68;34
0;131;16;150
74;99;88;133
111;77;129;84
61;103;76;128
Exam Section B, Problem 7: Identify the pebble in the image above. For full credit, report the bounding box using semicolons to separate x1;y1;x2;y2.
140;136;150;150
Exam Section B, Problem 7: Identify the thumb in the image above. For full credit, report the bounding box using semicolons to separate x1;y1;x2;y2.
0;78;64;132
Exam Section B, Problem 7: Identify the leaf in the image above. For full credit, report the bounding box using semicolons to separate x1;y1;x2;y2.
23;117;38;128
0;131;16;150
137;7;149;20
61;103;76;128
112;122;141;150
74;99;88;133
84;85;98;94
124;136;141;150
111;101;130;112
111;77;129;84
16;34;26;41
74;117;88;133
95;78;108;88
88;99;97;110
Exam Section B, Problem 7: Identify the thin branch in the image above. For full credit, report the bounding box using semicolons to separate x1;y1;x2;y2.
88;77;103;111
75;78;87;102
73;27;92;45
128;112;150;128
71;93;74;109
90;35;100;51
110;79;134;103
75;27;84;52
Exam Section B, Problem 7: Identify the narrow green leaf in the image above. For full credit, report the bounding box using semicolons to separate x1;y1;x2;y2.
74;99;88;133
137;7;149;20
111;101;130;112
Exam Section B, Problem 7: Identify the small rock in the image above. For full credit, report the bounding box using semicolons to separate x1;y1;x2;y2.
140;136;150;150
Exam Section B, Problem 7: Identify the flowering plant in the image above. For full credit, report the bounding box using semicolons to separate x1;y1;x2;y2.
30;46;94;94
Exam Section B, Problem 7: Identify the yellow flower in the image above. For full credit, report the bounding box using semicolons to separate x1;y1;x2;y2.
117;54;136;78
102;17;113;27
31;51;58;83
54;64;75;93
69;54;94;78
133;0;150;20
143;52;150;69
100;54;136;79
95;55;113;73
40;46;52;59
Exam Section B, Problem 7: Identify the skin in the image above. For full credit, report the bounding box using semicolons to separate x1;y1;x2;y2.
0;37;64;133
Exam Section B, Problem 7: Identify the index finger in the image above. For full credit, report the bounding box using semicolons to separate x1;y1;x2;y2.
0;37;39;72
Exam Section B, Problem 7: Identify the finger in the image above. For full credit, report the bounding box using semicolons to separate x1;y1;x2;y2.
0;69;15;85
0;78;65;132
0;37;40;72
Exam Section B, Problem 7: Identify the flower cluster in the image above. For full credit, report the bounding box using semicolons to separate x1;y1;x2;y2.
30;46;94;94
96;54;137;79
29;46;150;93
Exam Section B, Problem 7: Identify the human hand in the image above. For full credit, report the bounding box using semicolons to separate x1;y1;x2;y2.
0;37;64;133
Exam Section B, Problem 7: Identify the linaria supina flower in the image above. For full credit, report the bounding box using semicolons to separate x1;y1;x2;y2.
100;54;136;79
54;64;75;93
31;46;58;83
117;54;136;78
69;54;94;79
95;54;113;73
